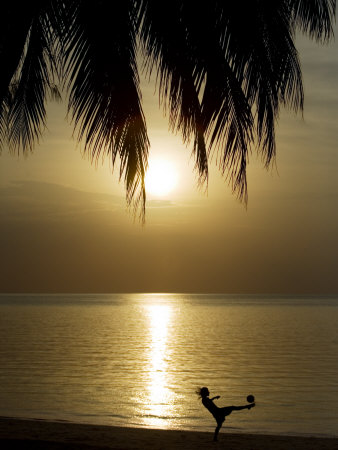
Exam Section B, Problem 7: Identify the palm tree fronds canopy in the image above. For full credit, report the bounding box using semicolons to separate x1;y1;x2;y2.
0;0;336;218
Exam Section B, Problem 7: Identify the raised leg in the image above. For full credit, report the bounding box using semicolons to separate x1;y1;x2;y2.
232;403;255;411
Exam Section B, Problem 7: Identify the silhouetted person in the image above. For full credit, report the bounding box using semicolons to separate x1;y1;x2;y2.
197;387;255;441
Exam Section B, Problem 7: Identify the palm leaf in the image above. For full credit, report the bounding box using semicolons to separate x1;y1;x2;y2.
238;1;304;164
0;0;336;217
63;0;149;219
188;2;254;201
139;0;208;185
7;6;60;153
0;3;36;151
291;0;336;42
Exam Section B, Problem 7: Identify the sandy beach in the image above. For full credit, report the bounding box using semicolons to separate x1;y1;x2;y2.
0;417;337;450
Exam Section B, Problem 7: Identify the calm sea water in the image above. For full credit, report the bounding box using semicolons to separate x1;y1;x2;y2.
0;294;337;437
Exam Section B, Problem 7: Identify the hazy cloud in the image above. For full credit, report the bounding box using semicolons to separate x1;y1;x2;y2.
0;181;124;222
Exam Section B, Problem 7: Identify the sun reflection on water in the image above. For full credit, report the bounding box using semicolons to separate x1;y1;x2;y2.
143;304;174;428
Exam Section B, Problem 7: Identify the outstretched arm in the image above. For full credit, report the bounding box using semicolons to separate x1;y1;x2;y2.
211;395;220;400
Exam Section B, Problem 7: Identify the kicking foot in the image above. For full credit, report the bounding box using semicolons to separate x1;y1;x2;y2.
248;402;255;409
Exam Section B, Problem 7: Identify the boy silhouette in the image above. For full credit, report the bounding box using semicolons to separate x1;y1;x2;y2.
197;387;255;441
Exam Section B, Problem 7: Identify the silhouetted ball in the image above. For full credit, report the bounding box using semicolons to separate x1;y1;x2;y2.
247;394;255;403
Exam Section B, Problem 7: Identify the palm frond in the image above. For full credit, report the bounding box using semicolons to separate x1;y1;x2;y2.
191;2;254;201
139;0;208;185
0;0;336;217
7;8;60;154
0;3;36;151
0;95;10;153
141;0;254;200
202;68;253;202
291;0;336;42
209;1;304;169
241;1;304;164
63;0;149;219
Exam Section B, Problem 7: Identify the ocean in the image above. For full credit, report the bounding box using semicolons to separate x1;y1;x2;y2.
0;294;337;437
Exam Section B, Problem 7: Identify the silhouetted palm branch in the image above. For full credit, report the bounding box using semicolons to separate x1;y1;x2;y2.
139;0;209;186
292;0;336;41
0;3;34;150
0;0;336;218
8;7;61;152
62;0;149;217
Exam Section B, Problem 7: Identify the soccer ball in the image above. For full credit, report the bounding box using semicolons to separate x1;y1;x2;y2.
247;394;255;403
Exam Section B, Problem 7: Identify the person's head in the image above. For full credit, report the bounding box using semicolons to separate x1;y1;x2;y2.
196;387;209;398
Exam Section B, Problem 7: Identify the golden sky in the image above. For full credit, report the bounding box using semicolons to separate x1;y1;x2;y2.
0;31;337;294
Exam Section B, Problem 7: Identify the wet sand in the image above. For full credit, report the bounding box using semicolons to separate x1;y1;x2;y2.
0;417;337;450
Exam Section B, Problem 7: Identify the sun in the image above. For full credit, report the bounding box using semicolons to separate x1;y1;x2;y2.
145;159;178;196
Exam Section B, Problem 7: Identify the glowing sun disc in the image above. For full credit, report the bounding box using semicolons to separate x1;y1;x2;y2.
145;159;178;196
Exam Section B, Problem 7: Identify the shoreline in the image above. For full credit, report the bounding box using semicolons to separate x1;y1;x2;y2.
1;417;338;450
1;415;337;440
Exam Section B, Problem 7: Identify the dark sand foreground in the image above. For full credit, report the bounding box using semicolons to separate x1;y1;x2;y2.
1;417;337;450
